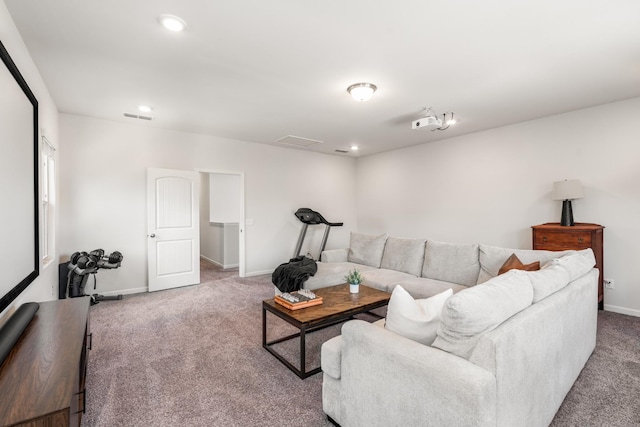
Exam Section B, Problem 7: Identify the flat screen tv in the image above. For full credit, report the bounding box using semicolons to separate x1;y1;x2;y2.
0;40;39;315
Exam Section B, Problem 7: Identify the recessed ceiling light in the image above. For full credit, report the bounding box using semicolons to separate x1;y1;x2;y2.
350;145;359;151
158;14;187;32
347;82;377;102
138;105;152;113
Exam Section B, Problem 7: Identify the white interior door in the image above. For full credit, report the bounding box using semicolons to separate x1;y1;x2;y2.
147;168;200;292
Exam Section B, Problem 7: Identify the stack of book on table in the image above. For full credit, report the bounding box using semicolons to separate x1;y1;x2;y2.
274;289;323;310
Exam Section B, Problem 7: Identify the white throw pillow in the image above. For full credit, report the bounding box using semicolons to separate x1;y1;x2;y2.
384;285;453;346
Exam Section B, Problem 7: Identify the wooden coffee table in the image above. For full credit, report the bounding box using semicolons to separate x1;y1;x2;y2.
262;283;390;379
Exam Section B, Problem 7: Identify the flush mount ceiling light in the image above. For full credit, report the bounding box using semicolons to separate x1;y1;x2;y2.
158;14;187;32
411;107;456;131
347;82;377;102
138;105;152;113
350;145;359;151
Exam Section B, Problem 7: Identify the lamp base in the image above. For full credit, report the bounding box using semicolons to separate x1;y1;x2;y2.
560;199;575;226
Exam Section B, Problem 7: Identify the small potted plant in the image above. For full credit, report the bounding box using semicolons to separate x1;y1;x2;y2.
345;269;364;294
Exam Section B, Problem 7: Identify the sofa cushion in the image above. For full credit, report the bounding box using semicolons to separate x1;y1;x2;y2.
320;248;348;263
348;232;388;268
528;263;571;303
385;285;453;346
422;240;480;286
361;268;416;292
478;245;576;284
432;269;534;359
550;249;596;281
303;262;377;290
528;249;596;303
498;254;540;275
380;237;426;277
392;277;467;299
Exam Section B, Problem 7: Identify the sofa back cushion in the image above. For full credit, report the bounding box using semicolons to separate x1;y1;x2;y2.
348;232;388;268
551;249;596;281
380;237;426;276
432;269;534;359
422;240;480;287
529;249;596;303
478;245;575;284
528;263;571;303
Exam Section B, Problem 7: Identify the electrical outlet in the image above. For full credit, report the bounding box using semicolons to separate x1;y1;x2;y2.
604;278;615;289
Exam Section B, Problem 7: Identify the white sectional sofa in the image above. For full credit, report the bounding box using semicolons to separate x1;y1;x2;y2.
304;232;575;297
315;232;599;427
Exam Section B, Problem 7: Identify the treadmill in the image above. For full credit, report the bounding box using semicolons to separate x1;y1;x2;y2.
293;208;343;259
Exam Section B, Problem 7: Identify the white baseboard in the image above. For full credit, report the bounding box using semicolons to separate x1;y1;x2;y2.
603;304;640;317
99;287;147;297
222;263;239;269
200;255;220;266
200;255;238;270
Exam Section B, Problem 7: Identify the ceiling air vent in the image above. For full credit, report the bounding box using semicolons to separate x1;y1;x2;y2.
334;149;349;153
274;135;323;147
124;112;152;121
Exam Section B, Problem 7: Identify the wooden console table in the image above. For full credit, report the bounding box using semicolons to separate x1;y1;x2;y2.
0;297;91;427
532;223;604;309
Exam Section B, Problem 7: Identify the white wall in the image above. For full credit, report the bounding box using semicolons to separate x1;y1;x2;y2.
198;172;218;263
58;114;357;295
356;97;640;316
201;223;240;268
0;3;60;321
209;173;240;223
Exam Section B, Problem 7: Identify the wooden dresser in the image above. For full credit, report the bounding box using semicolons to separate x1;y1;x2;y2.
532;222;604;309
0;297;91;427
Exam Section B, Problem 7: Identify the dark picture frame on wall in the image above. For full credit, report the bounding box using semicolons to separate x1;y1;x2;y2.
0;40;39;314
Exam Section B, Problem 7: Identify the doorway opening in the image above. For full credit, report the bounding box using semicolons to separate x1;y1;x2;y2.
198;171;245;278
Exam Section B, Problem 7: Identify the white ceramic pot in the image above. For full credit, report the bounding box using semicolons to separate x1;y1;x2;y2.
349;283;360;294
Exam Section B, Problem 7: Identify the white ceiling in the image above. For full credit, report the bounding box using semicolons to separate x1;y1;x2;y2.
5;0;640;157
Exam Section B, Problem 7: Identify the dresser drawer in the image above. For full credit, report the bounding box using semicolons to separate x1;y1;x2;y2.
534;230;592;250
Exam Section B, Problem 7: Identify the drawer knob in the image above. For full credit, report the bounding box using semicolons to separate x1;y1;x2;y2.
578;237;583;243
542;236;547;242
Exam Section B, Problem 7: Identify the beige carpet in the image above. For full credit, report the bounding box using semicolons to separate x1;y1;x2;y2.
81;262;640;426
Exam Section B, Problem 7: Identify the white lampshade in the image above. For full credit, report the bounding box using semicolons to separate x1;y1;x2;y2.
347;83;377;102
552;179;584;201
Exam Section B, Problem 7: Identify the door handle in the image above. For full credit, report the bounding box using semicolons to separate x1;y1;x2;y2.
149;234;156;238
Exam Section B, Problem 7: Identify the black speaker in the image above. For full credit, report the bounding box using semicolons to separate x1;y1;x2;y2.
58;261;70;299
0;302;39;367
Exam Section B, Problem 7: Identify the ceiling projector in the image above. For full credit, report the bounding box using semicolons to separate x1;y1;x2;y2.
412;116;442;130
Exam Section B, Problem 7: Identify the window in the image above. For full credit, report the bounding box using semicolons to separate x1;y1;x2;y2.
42;136;56;263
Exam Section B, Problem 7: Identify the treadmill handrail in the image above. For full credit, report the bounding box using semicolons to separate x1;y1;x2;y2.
294;208;343;227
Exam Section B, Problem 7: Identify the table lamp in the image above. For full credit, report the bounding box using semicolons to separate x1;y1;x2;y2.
552;179;584;226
